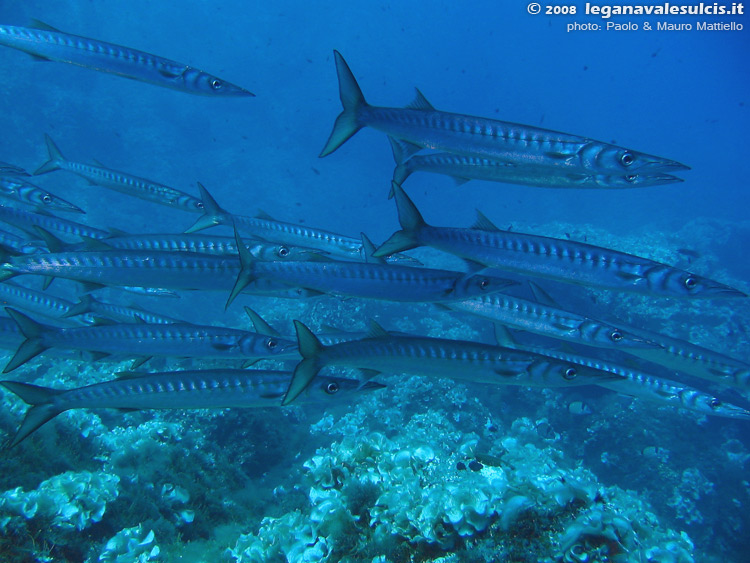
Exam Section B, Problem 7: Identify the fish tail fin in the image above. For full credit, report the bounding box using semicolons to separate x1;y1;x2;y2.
3;308;52;373
283;321;325;405
34;134;65;175
184;183;230;234
319;51;367;157
0;381;64;448
373;182;426;257
0;265;18;282
225;224;257;309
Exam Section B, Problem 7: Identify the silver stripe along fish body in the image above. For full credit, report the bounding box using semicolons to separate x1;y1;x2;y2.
62;294;182;325
282;321;622;404
227;232;515;307
320;51;688;175
0;281;94;325
0;175;84;213
186;183;418;265
1;371;383;447
34;135;205;213
376;183;746;299
390;145;683;189
2;308;298;373
494;326;750;419
446;293;658;351
0;23;253;96
0;204;109;240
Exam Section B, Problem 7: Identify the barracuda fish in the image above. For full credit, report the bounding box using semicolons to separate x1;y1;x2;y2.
445;293;657;351
34;135;205;213
375;182;746;299
62;294;182;325
3;307;299;373
0;204;109;240
0;247;324;299
494;326;750;420
389;141;683;190
624;327;750;390
283;321;623;405
186;183;419;264
1;371;382;448
320;51;688;175
0;161;29;176
0;22;253;96
0;175;83;213
227;229;515;308
69;231;318;261
0;281;94;325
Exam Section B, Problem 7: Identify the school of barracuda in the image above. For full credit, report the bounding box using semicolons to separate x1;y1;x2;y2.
0;21;748;458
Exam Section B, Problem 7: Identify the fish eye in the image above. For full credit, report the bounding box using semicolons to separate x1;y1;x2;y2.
42;194;52;203
620;152;634;167
277;246;290;258
610;330;623;342
563;367;577;380
210;79;223;90
684;276;698;290
326;382;339;394
625;174;638;183
267;339;278;349
196;202;204;209
479;279;490;290
710;398;722;409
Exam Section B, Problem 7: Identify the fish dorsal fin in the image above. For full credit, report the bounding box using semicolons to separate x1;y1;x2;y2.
527;281;561;308
30;19;62;32
387;136;422;165
471;210;501;232
80;235;113;251
452;176;471;186
91;158;106;168
115;370;146;380
407;88;436;111
365;319;389;339
105;227;130;237
255;210;276;221
244;306;281;337
360;233;386;265
91;316;117;326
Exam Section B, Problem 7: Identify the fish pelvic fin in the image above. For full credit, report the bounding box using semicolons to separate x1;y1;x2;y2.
3;308;52;373
0;381;64;448
283;320;325;405
34;134;66;175
185;183;229;234
319;51;367;158
373;182;426;258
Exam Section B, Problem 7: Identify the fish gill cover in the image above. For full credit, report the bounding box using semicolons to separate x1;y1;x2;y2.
0;1;747;562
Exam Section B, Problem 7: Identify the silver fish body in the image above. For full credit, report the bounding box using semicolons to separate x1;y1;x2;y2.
376;183;746;299
0;23;253;96
447;293;657;351
1;371;382;447
283;321;622;404
34;135;204;213
391;148;682;189
3;308;299;373
0;204;109;240
0;175;83;213
320;51;688;175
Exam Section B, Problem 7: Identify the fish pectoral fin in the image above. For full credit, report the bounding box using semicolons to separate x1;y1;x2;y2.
241;359;260;369
158;66;186;79
211;343;235;351
365;320;390;339
259;392;285;400
87;351;112;361
114;408;140;414
614;271;644;282
493;367;522;378
451;176;471;186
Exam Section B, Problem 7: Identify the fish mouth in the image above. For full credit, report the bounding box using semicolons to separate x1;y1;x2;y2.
709;286;748;298
638;158;691;173
639;173;684;186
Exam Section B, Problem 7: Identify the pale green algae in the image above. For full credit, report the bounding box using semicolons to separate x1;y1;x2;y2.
225;376;695;563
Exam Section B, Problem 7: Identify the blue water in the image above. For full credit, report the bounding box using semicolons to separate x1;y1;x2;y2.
0;1;748;562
